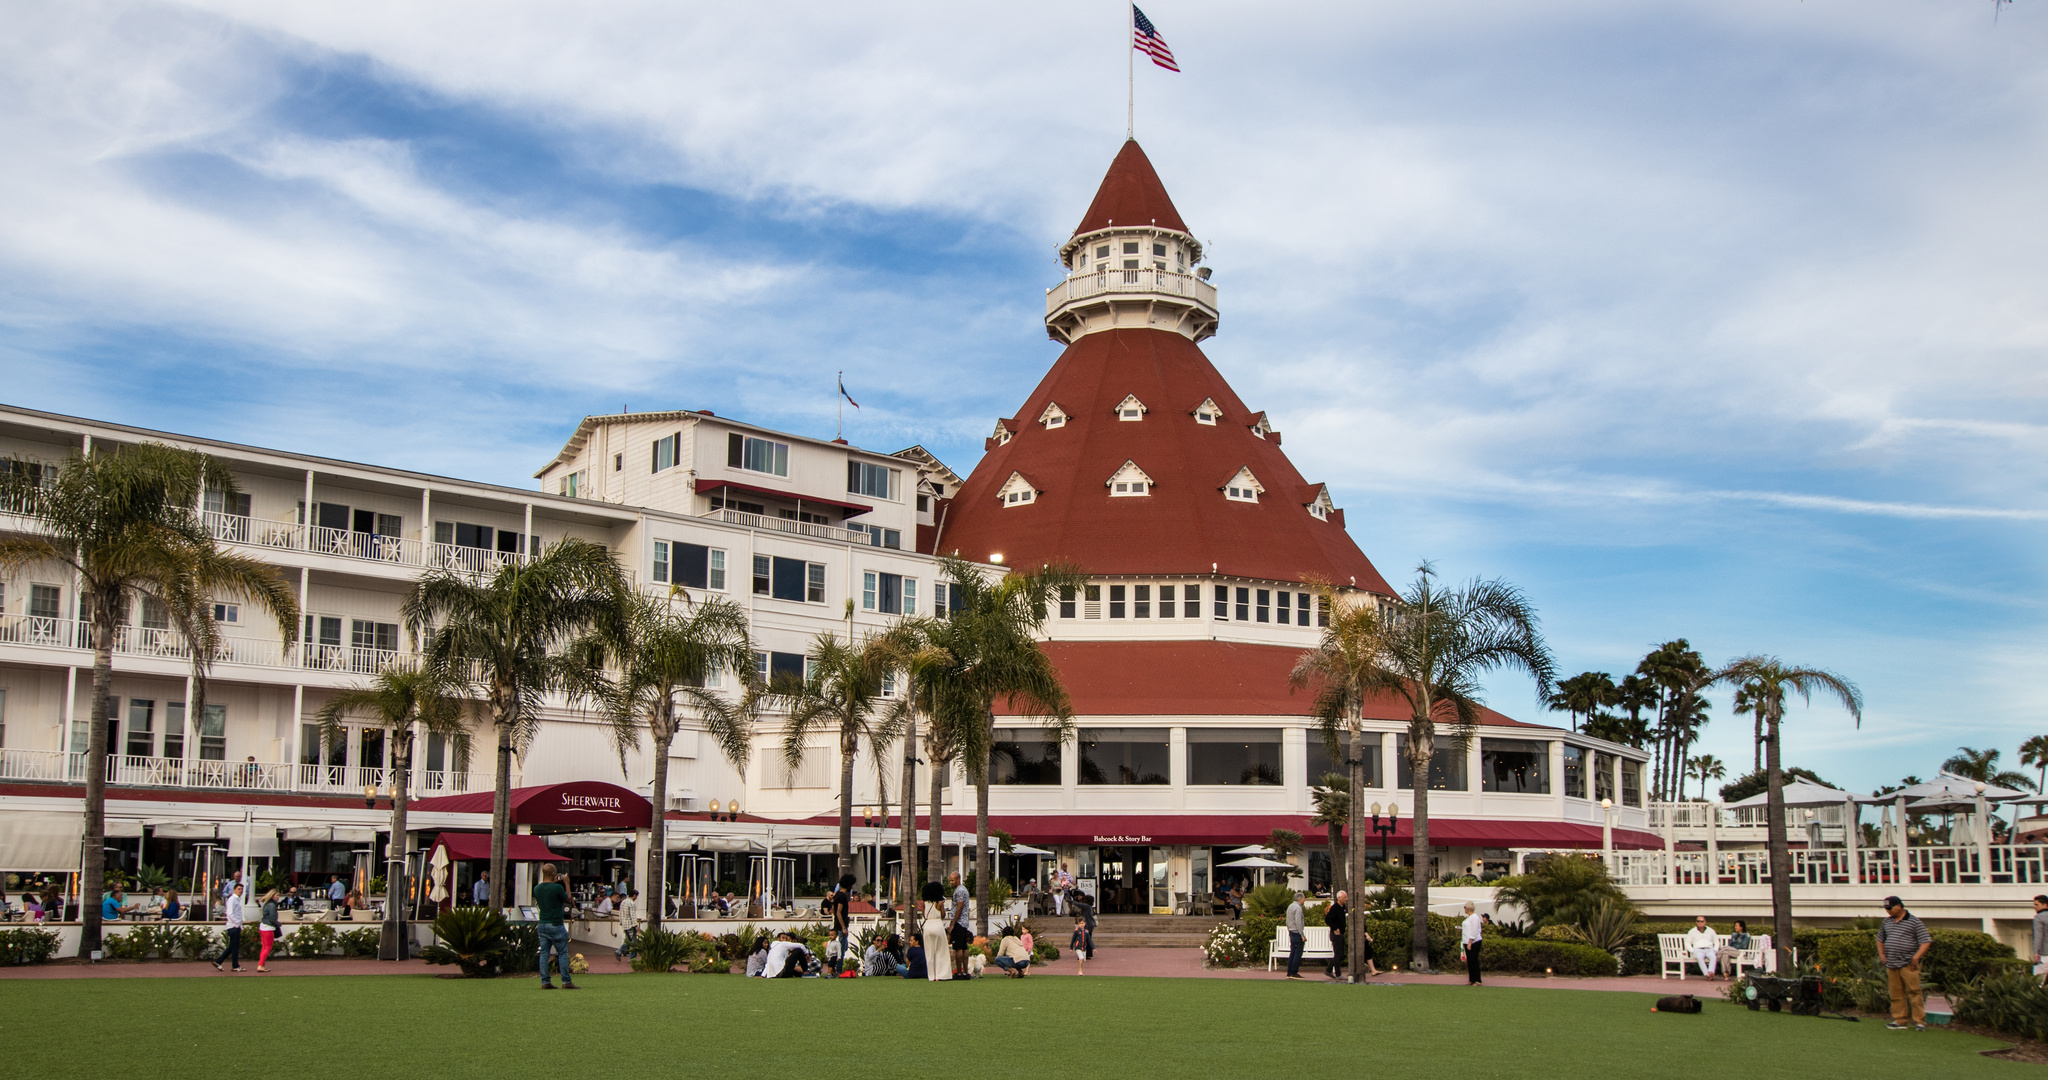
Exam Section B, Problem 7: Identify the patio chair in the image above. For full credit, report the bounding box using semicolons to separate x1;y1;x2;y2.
1171;891;1191;916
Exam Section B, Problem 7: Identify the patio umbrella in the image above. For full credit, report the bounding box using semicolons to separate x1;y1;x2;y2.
1223;845;1278;856
426;844;449;904
1727;777;1855;807
1216;857;1292;869
1856;773;2029;804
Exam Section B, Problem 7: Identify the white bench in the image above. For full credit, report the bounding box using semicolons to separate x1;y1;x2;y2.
1268;925;1335;971
1659;933;1775;979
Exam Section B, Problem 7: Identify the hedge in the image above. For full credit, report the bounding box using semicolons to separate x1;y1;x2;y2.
1477;938;1617;977
0;928;61;966
1802;928;2020;991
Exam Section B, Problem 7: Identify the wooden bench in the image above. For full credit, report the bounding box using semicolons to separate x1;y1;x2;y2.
1660;932;1774;979
1268;925;1335;971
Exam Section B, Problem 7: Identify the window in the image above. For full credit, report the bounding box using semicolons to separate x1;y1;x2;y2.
757;650;807;688
213;603;240;624
1561;744;1586;798
203;489;252;518
613;453;623;472
1184;585;1201;619
30;583;61;619
1123;241;1139;254
1297;592;1312;627
126;699;154;758
1481;739;1551;794
1152;242;1166;257
1317;596;1329;628
1157;584;1173;618
1107;460;1153;496
652;541;669;584
1115;394;1147;421
1188;728;1282;786
992;730;1062;785
1236;587;1250;621
767;557;823;603
435;521;497;550
1084;584;1101;619
1213;585;1227;620
1078;727;1168;785
1307;732;1381;788
1620;758;1643;808
728;433;789;477
752;555;771;596
1005;490;1033;505
1134;584;1150;618
1195;410;1217;426
709;493;766;516
352;621;398;669
862;572;877;612
652;432;681;473
198;704;227;761
917;494;930;513
1096;244;1110;259
1040;402;1068;430
657;542;711;589
164;701;185;759
848;461;897;500
1276;590;1290;624
139;596;170;630
1256;589;1270;623
902;577;916;616
1223;467;1264;503
1593;752;1615;803
848;523;902;549
558;469;588;498
1108;585;1125;619
709;549;726;590
1396;735;1469;791
1059;585;1076;619
999;471;1038;507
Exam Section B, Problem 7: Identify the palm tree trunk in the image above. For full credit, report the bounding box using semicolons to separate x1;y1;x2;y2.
646;703;673;930
974;739;991;938
1408;734;1432;972
1764;706;1793;973
927;754;945;884
898;708;918;916
1347;716;1366;982
837;733;857;881
1753;711;1762;774
388;729;411;958
488;685;514;912
79;600;114;956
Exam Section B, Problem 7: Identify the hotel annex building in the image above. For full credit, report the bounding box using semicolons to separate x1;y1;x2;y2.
0;141;1655;914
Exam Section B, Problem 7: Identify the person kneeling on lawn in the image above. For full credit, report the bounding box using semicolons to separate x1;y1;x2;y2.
995;928;1032;977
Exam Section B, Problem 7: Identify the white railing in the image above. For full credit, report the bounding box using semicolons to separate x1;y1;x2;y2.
1597;845;2048;888
296;763;388;793
429;542;520;575
201;510;302;551
308;523;424;567
0;749;486;795
0;748;85;782
1650;800;1851;832
1046;267;1218;313
301;644;404;675
0;614;286;668
702;507;860;544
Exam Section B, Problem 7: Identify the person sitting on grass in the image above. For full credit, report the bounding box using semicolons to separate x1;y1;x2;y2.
763;932;813;978
865;933;907;977
744;935;772;977
903;938;929;980
995;927;1033;977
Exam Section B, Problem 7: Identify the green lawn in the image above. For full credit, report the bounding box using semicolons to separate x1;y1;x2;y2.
0;973;2028;1078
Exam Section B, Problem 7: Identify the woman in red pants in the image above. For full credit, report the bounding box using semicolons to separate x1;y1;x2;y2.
256;889;282;972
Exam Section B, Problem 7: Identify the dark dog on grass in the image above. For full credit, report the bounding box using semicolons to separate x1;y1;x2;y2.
1654;995;1703;1014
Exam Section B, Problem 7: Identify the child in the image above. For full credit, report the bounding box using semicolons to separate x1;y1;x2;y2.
1071;915;1090;976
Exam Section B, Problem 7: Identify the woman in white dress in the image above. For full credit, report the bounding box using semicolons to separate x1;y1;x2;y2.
920;880;951;981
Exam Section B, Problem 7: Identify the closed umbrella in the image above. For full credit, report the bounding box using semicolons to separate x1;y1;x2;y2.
427;845;450;904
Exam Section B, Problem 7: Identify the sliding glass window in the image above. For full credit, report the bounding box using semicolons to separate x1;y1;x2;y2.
1187;728;1282;786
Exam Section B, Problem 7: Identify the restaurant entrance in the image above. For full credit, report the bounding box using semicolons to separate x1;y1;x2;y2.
1093;845;1156;914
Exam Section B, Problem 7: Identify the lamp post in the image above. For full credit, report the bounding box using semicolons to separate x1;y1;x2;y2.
1369;803;1398;865
1600;797;1615;865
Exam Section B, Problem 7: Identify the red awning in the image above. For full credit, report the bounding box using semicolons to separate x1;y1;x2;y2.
849;813;1662;851
431;832;567;862
695;479;873;518
409;782;653;828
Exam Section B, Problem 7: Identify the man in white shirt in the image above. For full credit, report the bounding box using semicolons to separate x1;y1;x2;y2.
763;934;811;978
1461;902;1485;985
1053;865;1074;916
211;883;247;973
1685;915;1721;978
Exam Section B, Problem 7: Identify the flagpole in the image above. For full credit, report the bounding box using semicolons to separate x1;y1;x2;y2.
1127;2;1135;138
837;370;843;441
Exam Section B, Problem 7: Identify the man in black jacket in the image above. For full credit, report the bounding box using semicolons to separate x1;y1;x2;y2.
1326;891;1348;980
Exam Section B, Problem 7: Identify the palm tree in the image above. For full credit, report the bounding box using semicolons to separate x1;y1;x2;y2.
1546;672;1617;733
1687;754;1727;800
1291;587;1390;983
1706;656;1862;973
922;556;1074;936
2021;737;2048;794
1732;682;1776;774
875;625;952;914
403;538;626;910
778;631;907;882
1309;772;1352;898
0;443;298;955
592;590;756;928
1304;564;1555;973
1941;746;2036;792
1639;641;1709;801
313;662;467;946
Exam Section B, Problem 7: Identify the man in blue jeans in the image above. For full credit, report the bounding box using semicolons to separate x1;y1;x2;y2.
1285;891;1306;980
533;863;575;989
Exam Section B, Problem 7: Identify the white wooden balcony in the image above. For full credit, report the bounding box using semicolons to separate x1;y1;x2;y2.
1045;267;1220;343
702;506;861;544
0;748;487;796
201;509;520;575
0;613;288;668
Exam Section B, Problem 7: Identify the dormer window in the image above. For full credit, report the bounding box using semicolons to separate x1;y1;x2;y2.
1222;467;1265;503
997;471;1040;507
1250;416;1274;440
991;420;1013;446
1115;394;1148;421
1106;460;1154;497
1039;402;1069;430
1192;397;1222;426
1307;486;1336;521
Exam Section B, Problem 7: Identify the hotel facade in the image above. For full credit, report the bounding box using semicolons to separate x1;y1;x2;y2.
0;141;1656;916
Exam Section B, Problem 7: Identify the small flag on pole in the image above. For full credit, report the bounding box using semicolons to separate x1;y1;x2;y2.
839;374;860;409
1133;6;1179;72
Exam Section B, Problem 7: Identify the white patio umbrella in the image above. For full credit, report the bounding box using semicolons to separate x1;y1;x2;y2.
426;844;450;904
1727;777;1855;807
1224;845;1278;856
1217;856;1293;868
1855;773;2028;804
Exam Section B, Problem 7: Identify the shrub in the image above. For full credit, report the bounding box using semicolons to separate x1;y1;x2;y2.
1033;942;1060;963
1801;927;2019;992
1492;854;1632;930
1555;898;1640;959
172;926;220;960
1244;884;1295;919
0;928;62;966
988;878;1013;912
104;924;181;960
419;908;510;978
1951;969;2048;1043
284;922;339;959
1476;938;1617;977
500;921;539;973
1204;923;1254;968
1357;910;1463;970
631;928;697;973
337;927;382;958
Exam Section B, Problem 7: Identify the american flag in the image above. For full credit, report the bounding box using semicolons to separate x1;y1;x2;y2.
1133;6;1179;72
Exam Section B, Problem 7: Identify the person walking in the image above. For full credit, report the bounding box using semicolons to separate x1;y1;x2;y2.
828;874;855;973
1070;915;1090;976
1325;891;1348;980
1461;902;1484;985
534;864;575;990
2031;896;2048;985
947;871;971;978
255;889;281;972
1284;891;1306;980
211;882;246;973
1879;895;1932;1030
919;880;951;981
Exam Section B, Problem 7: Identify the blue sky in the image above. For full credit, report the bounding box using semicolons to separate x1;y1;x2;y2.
3;1;2045;796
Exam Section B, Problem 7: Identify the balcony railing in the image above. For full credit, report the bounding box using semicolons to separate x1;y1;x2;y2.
1045;267;1218;314
703;507;860;544
301;644;404;675
0;749;487;796
1649;800;1850;832
1596;845;2048;888
0;614;287;668
201;510;520;576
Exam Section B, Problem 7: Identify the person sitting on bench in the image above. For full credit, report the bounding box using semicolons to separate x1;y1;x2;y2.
1685;915;1721;979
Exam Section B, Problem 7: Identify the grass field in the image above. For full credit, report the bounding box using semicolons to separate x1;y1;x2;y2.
0;973;2027;1078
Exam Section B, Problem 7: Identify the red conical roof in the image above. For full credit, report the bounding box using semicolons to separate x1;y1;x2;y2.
1072;140;1188;236
938;327;1391;592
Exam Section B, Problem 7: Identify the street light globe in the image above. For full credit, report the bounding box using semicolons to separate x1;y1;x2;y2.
1600;798;1613;810
1975;782;1987;795
1370;802;1381;816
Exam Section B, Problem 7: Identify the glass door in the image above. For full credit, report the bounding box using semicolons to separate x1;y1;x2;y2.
1150;851;1169;913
